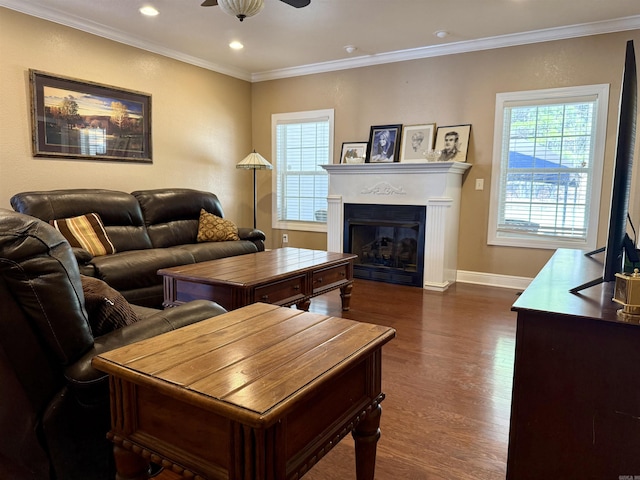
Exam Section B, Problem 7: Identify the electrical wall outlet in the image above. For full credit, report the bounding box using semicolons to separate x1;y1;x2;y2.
282;233;289;246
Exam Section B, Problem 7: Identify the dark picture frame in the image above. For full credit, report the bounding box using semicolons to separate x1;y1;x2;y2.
434;124;471;162
399;123;436;162
340;141;368;163
366;124;402;163
29;69;152;163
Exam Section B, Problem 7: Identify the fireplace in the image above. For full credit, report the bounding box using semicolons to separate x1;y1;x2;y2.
344;204;425;287
322;162;470;291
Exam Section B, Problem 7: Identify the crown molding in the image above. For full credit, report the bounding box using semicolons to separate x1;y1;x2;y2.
0;0;253;81
252;15;640;82
2;0;639;84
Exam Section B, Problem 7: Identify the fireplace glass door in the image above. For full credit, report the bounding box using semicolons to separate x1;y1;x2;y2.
344;204;426;287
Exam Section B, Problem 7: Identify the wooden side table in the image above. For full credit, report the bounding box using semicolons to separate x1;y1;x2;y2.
92;303;395;480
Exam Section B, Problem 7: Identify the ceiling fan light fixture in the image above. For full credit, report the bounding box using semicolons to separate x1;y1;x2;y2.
218;0;264;21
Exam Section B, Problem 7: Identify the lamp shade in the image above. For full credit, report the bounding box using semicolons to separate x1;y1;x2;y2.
236;150;273;170
217;0;264;21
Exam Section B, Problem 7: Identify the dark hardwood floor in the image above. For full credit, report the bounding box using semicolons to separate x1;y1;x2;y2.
301;279;519;480
2;279;519;480
156;278;520;480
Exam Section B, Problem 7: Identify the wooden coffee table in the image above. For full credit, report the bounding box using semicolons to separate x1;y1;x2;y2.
159;248;357;311
92;302;395;480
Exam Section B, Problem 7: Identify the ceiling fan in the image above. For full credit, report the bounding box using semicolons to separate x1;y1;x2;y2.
201;0;311;22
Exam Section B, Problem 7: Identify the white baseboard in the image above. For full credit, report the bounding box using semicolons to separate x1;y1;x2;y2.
456;270;532;291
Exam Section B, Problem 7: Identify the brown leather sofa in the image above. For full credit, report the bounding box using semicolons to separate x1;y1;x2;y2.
0;209;229;480
11;188;265;308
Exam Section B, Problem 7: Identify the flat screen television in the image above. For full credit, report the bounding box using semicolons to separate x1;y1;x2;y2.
571;40;638;293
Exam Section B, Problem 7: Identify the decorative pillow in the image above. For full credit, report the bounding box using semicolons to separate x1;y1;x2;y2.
80;275;139;337
50;213;116;256
197;209;240;242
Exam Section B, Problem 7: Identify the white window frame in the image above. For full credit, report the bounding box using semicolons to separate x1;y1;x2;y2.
271;109;334;233
488;84;609;250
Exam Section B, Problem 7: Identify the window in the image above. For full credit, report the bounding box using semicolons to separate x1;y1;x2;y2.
488;84;609;250
272;109;334;232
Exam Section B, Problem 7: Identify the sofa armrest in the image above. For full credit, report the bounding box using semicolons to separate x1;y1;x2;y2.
238;227;266;242
65;300;227;395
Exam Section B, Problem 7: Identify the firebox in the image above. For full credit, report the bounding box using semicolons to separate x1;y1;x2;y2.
343;203;426;287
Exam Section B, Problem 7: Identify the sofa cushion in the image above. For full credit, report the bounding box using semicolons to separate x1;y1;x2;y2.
10;189;153;252
80;275;139;337
119;285;164;309
132;188;226;248
175;240;258;263
90;248;195;292
197;209;240;242
50;213;116;256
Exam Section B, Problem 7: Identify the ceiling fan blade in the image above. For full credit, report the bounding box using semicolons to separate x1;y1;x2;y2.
201;0;218;6
279;0;310;7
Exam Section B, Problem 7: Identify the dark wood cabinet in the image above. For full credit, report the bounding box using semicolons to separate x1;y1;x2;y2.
507;248;640;479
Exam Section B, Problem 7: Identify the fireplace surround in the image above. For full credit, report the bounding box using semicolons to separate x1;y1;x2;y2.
322;162;471;291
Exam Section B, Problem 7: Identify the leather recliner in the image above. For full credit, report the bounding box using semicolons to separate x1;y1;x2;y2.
0;209;228;480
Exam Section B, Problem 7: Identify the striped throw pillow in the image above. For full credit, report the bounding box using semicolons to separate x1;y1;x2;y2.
50;213;116;256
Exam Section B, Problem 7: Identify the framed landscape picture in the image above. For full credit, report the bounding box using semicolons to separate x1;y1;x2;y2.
340;141;368;163
399;123;436;162
30;70;152;163
434;124;471;162
366;124;402;163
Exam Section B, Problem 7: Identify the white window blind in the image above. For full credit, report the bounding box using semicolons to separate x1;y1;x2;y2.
272;109;333;232
488;85;609;250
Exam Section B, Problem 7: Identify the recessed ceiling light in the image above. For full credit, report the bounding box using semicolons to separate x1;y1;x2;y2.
344;45;357;54
434;30;449;39
139;6;159;16
229;41;244;50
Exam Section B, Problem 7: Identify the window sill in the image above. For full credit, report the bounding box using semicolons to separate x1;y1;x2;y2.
273;221;327;233
488;233;594;251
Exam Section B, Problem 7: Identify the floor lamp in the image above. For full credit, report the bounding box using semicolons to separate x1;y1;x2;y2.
236;150;273;229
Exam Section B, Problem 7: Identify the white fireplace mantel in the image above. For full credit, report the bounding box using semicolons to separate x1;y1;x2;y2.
322;161;471;291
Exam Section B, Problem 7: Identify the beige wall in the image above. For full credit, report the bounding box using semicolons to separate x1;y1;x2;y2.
0;8;254;226
2;6;639;279
252;30;640;278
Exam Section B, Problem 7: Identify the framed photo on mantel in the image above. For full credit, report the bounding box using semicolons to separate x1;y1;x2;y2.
340;142;367;164
434;124;471;162
400;123;435;162
366;124;402;163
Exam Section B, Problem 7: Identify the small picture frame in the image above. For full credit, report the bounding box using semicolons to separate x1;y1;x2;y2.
434;124;472;162
366;124;402;163
340;142;368;164
400;124;436;162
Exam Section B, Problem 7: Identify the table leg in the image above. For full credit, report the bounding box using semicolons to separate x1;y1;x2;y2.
352;403;382;480
340;283;353;311
113;444;150;480
296;299;311;311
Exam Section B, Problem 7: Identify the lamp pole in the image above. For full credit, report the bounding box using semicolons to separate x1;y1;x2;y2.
252;167;257;229
236;150;273;231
